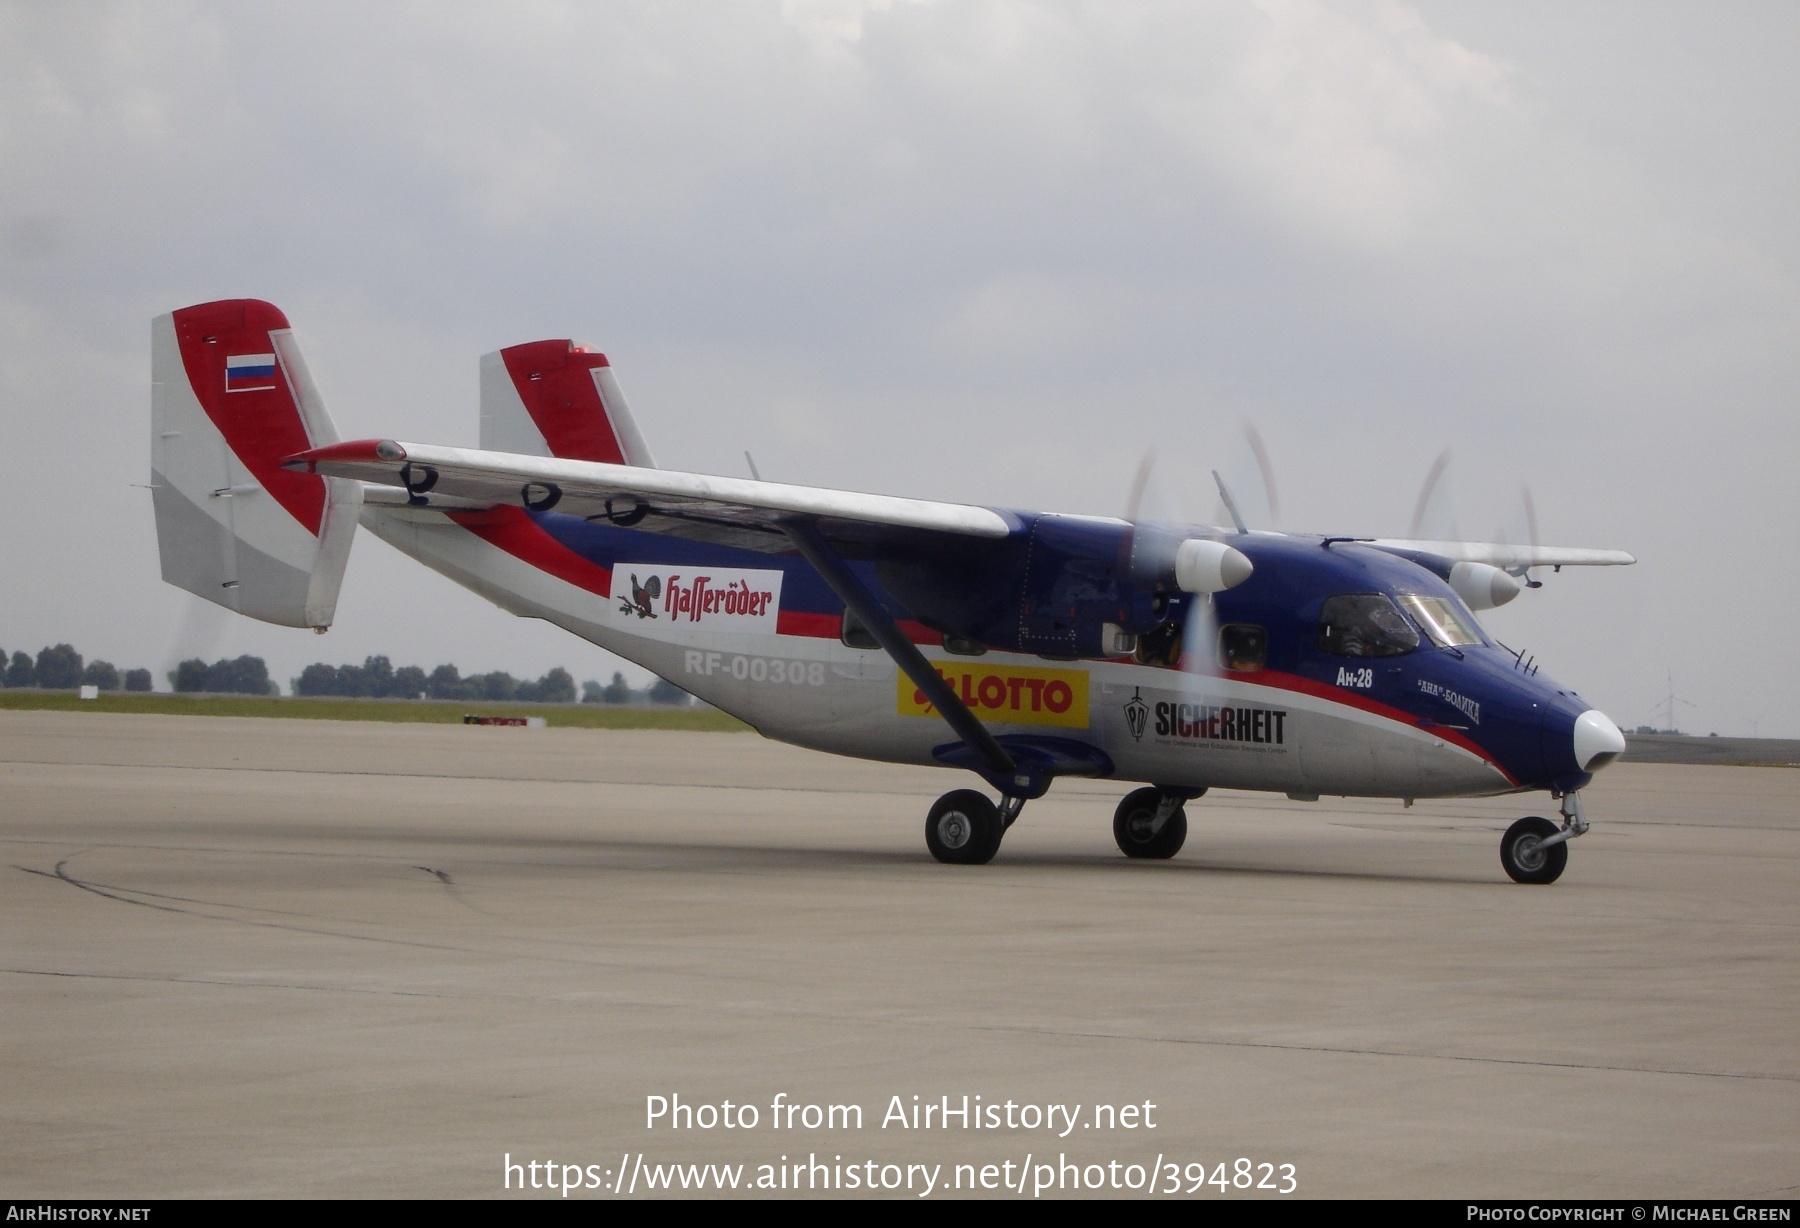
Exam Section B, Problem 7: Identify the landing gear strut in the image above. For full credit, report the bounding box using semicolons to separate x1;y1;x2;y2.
1500;792;1587;884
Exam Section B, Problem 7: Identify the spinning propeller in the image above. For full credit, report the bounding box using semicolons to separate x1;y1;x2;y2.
1118;428;1561;686
1121;439;1257;690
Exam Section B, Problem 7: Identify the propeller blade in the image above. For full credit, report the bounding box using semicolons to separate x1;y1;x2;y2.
1409;447;1461;541
1209;421;1282;532
1245;422;1281;527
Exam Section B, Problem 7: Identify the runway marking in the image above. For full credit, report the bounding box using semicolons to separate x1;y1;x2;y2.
967;1023;1800;1085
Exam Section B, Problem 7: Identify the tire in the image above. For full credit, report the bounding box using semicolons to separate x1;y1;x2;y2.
1501;816;1567;884
1113;787;1188;860
925;790;1004;865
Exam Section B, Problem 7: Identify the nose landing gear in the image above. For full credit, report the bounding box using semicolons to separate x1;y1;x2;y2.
1500;793;1588;884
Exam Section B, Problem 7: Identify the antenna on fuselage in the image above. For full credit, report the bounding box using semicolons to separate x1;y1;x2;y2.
744;451;762;481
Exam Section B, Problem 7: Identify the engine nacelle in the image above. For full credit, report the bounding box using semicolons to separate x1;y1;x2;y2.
1448;560;1521;611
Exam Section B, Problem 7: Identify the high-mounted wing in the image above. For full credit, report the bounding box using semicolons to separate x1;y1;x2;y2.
284;439;1015;553
288;438;1027;777
1368;538;1635;571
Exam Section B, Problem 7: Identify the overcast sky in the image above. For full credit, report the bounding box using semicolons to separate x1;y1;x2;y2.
2;1;1795;735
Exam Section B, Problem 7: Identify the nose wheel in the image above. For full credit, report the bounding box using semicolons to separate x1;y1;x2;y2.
1500;793;1589;884
1500;817;1566;884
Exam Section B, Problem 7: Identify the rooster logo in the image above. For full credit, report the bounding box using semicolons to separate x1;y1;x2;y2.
618;573;661;620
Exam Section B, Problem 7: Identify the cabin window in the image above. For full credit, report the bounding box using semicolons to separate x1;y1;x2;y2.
1395;593;1484;648
840;608;880;650
1317;594;1420;658
1217;624;1267;672
1134;619;1183;667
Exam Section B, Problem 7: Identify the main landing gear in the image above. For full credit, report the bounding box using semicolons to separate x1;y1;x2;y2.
925;790;1025;865
923;785;1203;864
1500;792;1589;885
1112;786;1190;860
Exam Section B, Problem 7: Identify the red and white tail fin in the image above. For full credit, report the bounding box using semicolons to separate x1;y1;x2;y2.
151;299;361;629
478;340;657;467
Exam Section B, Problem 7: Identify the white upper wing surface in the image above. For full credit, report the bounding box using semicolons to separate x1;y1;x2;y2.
285;440;1015;547
1368;538;1635;569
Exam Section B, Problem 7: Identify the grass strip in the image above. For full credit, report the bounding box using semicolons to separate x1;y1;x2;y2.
0;691;750;732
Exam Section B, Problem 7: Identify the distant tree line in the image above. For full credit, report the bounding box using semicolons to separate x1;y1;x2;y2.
169;656;277;695
292;658;692;705
3;643;152;692
582;670;691;706
4;639;692;705
293;655;579;703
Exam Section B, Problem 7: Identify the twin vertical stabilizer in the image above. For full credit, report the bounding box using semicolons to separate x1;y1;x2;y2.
150;299;360;628
478;340;655;467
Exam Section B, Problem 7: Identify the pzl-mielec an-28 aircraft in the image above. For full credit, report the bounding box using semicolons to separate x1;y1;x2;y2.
152;299;1633;884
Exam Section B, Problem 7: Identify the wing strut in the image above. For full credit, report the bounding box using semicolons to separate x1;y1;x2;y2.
781;518;1016;777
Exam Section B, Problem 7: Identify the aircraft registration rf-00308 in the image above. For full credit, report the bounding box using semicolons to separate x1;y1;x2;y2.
151;299;1635;883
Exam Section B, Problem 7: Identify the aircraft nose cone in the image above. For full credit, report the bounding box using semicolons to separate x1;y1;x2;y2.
1573;709;1626;773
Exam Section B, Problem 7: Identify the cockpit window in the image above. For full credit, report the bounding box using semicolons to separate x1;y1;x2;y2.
1395;593;1484;648
1318;594;1420;658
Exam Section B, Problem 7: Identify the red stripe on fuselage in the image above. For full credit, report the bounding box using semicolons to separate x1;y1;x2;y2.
775;610;942;645
440;521;943;647
1240;668;1516;784
447;506;615;596
777;610;838;638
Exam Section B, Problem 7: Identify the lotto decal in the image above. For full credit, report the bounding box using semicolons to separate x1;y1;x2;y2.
898;663;1089;730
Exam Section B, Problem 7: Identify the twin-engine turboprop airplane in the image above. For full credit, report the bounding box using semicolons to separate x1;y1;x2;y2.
151;299;1633;883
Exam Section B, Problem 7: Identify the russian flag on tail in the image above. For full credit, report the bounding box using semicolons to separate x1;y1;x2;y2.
225;353;277;393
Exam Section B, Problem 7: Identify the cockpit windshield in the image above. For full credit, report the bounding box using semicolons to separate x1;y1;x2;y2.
1317;594;1420;658
1395;593;1485;648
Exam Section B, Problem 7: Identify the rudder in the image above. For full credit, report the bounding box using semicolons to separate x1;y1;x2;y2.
151;299;360;629
478;340;656;467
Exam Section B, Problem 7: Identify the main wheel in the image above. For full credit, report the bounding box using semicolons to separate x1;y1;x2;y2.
925;790;1004;865
1113;787;1188;860
1501;816;1567;884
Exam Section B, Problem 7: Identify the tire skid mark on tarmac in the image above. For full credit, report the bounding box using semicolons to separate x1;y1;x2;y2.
14;864;325;920
21;836;1800;935
16;855;814;978
18;853;1798;1083
28;855;507;961
3;966;454;999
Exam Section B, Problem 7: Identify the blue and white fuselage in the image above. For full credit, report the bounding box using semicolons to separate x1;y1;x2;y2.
149;298;1631;880
361;496;1616;802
